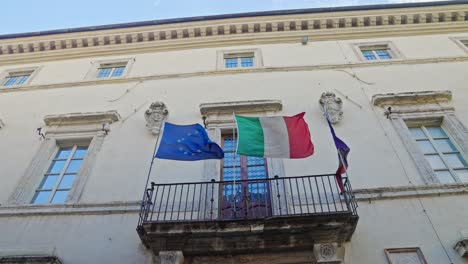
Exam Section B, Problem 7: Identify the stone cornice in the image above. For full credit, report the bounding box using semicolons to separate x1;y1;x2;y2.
372;90;452;107
353;183;468;201
1;55;467;95
0;184;466;217
0;4;467;65
43;110;121;126
200;100;283;115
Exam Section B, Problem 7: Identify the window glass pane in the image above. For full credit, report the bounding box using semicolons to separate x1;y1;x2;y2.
111;67;125;77
434;171;455;184
225;58;238;68
416;140;436;154
247;166;266;179
48;160;66;173
240;57;254;67
73;147;88;159
361;50;376;60
32;191;51;204
375;49;392;60
434;139;457;152
409;128;426;139
247;156;265;166
59;174;76;189
4;76;18;86
426;127;447;138
223;138;237;151
51;191;69;204
425;155;447;170
444;153;467;168
56;148;73;159
223;152;241;166
97;68;112;78
222;167;241;181
66;160;83;173
16;75;29;85
38;175;59;190
456;169;468;183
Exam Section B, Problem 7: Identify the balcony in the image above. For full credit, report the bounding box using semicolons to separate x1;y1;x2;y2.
137;174;358;256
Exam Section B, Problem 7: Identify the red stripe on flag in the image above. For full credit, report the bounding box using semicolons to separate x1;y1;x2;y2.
283;112;314;159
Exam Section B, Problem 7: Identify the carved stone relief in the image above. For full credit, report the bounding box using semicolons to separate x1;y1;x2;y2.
144;101;168;135
159;251;184;264
319;92;343;124
313;243;344;263
385;248;427;264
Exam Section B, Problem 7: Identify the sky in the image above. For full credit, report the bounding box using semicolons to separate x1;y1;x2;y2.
0;0;451;35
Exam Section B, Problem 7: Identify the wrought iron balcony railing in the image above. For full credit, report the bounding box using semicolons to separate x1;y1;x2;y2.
137;174;357;226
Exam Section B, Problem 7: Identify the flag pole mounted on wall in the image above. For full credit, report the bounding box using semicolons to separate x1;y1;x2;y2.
323;108;350;193
140;120;166;212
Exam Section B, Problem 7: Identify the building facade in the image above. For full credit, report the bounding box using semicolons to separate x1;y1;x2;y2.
0;1;468;263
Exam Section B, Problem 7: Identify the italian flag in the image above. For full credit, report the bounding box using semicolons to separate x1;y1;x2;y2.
235;112;314;159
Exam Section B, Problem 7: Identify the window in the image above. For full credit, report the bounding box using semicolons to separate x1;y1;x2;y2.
409;125;468;183
385;248;427;264
32;145;89;204
97;63;127;78
221;135;269;219
354;42;401;62
373;90;468;185
224;53;255;69
361;46;392;60
1;69;35;87
217;49;263;70
8;111;120;205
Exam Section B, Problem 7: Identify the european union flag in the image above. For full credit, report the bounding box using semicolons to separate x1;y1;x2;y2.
155;122;224;161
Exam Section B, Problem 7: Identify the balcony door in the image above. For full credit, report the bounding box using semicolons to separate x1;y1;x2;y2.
220;135;271;219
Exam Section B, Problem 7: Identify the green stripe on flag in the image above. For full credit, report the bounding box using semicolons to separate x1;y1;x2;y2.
235;115;264;157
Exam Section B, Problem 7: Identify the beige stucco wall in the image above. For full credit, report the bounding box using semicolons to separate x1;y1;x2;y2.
0;29;467;263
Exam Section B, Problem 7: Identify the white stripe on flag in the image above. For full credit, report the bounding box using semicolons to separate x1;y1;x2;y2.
259;117;290;158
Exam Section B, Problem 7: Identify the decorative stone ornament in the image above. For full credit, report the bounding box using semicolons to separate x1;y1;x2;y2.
144;101;168;135
319;92;343;123
454;229;468;258
159;251;184;264
313;243;344;263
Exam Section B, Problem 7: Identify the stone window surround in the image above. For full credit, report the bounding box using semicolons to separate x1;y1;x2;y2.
0;66;41;87
373;91;468;185
450;37;468;54
7;111;120;205
385;247;428;264
352;41;404;62
84;57;135;80
216;49;263;70
199;100;284;183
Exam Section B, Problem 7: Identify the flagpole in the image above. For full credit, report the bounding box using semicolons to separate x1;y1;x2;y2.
139;120;165;221
323;107;349;192
232;112;237;218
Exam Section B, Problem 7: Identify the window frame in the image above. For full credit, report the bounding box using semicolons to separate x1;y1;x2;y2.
385;247;428;264
7;111;120;205
0;67;40;88
352;41;403;62
407;123;468;184
373;91;468;185
450;37;468;54
216;49;263;70
85;58;134;80
32;143;90;204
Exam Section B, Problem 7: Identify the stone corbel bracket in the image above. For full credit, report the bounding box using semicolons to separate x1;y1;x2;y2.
199;99;282;127
43;110;121;135
144;101;169;135
319;92;343;124
372;90;452;113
